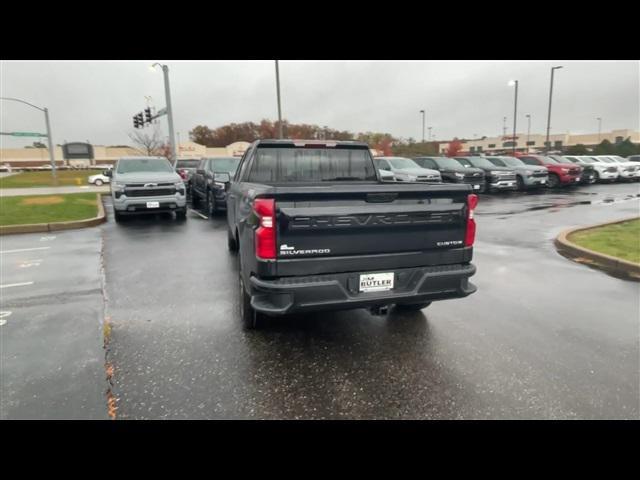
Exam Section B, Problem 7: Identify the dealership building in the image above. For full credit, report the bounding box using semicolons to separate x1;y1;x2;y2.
436;129;640;155
0;141;251;168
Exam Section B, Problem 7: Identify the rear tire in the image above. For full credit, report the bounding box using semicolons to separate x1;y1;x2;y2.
548;173;560;188
239;266;264;330
395;302;431;311
95;179;103;186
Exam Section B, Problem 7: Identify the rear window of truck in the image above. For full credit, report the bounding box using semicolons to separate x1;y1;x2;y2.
247;147;377;183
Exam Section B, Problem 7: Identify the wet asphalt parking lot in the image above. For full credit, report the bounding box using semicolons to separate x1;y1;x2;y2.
1;182;639;419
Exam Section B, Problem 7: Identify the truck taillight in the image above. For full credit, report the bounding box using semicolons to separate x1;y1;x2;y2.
465;194;478;247
254;198;276;260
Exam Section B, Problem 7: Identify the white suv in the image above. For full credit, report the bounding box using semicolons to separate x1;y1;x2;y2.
594;155;638;181
565;156;619;183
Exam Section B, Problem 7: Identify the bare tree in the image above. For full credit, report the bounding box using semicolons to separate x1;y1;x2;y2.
128;128;164;156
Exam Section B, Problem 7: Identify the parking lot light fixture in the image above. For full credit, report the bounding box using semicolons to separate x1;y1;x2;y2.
546;65;563;153
509;80;519;155
597;117;602;142
526;114;531;152
420;110;425;142
0;96;57;179
150;63;177;162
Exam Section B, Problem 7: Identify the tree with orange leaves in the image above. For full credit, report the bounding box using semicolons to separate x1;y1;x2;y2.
446;138;463;157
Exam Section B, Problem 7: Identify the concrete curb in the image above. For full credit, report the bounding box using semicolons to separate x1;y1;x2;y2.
554;216;640;280
0;193;106;236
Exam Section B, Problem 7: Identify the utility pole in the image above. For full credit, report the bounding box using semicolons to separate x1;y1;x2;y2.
597;117;602;142
428;126;432;141
503;116;507;136
420;109;425;142
546;65;563;153
526;114;531;153
275;60;283;138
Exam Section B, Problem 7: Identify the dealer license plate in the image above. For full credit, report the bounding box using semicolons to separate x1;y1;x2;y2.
146;201;160;208
359;272;394;293
473;184;481;190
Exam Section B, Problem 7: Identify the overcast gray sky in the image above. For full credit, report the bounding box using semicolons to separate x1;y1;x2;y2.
1;60;638;148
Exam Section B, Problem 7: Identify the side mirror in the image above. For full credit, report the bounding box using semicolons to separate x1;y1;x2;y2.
104;169;112;177
214;172;231;183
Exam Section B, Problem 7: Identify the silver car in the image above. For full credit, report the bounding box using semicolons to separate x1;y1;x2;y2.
373;156;441;182
485;156;548;190
109;156;187;221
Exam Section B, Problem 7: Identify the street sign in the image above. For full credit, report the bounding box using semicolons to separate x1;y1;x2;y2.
156;108;167;116
0;131;48;137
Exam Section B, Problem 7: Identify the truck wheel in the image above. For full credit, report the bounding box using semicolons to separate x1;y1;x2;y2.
516;176;525;191
95;179;103;186
239;274;264;330
594;171;600;182
114;210;123;223
227;227;238;252
548;173;560;188
395;302;431;311
175;209;187;220
191;191;200;209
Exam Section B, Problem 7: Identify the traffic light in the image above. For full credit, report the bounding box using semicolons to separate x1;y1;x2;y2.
133;115;140;129
136;112;144;128
144;108;152;124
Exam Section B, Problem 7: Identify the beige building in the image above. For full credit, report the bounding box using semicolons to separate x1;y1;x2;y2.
437;129;640;155
0;141;251;167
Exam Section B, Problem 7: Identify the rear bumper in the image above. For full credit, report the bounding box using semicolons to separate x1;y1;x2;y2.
248;263;477;315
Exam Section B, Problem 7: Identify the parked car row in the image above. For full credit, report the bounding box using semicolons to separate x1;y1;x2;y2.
370;154;639;193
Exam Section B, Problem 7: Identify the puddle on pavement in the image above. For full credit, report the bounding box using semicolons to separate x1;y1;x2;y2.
477;193;640;217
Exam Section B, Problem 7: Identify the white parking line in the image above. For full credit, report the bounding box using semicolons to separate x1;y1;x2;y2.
0;282;34;289
190;209;209;220
0;247;51;254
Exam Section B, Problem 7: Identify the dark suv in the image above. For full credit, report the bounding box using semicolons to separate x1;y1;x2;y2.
413;156;485;192
191;156;241;216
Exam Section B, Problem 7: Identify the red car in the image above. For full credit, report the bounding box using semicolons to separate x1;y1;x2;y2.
517;155;582;188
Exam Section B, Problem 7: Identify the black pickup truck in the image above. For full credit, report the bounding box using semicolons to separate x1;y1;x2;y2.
226;139;478;329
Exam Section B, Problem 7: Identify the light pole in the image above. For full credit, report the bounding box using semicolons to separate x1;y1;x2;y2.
0;97;57;180
275;60;283;139
420;110;425;142
428;126;432;141
509;80;519;155
502;116;507;136
526;114;531;152
150;63;177;162
546;65;563;153
597;117;602;142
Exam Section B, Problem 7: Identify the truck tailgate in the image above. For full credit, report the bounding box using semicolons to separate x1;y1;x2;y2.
264;183;473;275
